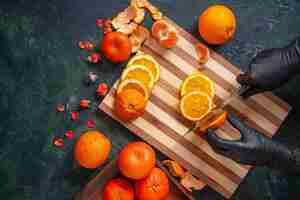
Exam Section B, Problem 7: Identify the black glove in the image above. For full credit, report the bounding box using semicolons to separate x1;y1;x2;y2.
237;37;300;98
207;114;300;174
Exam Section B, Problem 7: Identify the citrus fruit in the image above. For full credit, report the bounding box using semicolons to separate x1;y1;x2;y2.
101;32;132;62
195;43;210;64
197;111;228;134
114;88;147;121
180;91;213;121
181;73;215;98
152;20;177;48
121;65;155;89
74;131;111;169
118;141;156;180
135;167;170;200
127;54;160;82
117;79;149;100
103;178;135;200
199;5;236;45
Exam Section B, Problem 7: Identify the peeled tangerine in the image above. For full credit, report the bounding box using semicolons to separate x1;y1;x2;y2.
152;20;177;48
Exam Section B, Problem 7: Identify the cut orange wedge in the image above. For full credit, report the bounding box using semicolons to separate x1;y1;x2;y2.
197;111;228;134
195;43;210;64
121;65;155;90
180;91;212;121
180;73;215;98
152;20;177;48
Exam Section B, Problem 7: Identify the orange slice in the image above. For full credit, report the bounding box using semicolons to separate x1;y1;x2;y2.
195;43;210;64
117;79;149;100
180;91;212;121
127;54;160;82
197;111;228;134
121;65;155;90
180;73;215;98
129;25;150;53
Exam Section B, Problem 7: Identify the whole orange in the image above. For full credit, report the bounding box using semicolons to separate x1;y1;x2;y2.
103;178;135;200
114;89;146;121
135;167;170;200
117;141;156;180
199;5;236;45
101;32;132;63
74;130;111;169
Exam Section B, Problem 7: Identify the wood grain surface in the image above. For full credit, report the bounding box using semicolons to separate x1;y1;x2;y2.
99;15;291;199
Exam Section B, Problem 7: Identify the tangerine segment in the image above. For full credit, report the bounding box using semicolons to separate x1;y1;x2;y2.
121;65;155;89
181;73;215;98
197;111;228;134
117;79;149;100
127;54;160;82
195;43;210;64
180;91;212;121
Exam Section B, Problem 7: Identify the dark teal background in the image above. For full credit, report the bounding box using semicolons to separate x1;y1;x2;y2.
1;0;300;199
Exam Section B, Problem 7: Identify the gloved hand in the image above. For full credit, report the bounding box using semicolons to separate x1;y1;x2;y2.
207;114;300;174
237;37;300;98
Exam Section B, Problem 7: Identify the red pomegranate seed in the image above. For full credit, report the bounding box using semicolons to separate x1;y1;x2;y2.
56;103;65;112
64;130;75;139
88;72;98;83
71;112;79;121
80;99;90;109
86;119;96;128
53;137;64;148
88;53;101;63
96;19;105;27
97;83;108;96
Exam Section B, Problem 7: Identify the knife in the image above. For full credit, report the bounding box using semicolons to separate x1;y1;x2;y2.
184;85;250;135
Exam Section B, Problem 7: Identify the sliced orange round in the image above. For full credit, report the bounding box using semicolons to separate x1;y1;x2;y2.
180;91;212;121
117;79;149;100
127;54;160;82
121;65;154;90
180;73;215;98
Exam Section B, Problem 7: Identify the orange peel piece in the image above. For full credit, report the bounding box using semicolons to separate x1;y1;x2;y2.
130;0;148;8
180;172;206;192
129;25;150;53
133;7;145;24
118;22;138;35
162;160;185;178
112;6;137;30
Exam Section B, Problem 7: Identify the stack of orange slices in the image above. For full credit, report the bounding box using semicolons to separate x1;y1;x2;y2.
179;73;215;121
114;54;160;121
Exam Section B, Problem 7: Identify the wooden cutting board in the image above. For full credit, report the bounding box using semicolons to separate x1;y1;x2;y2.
76;160;198;200
99;16;291;199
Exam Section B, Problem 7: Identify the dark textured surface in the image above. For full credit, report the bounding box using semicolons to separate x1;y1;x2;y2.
0;0;300;199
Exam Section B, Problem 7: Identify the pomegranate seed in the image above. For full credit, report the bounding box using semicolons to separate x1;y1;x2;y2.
78;41;86;49
104;19;112;27
96;19;105;27
88;53;101;63
71;111;79;121
88;72;98;83
64;130;75;139
97;83;108;96
56;103;65;112
53;137;64;148
86;119;96;128
80;99;90;109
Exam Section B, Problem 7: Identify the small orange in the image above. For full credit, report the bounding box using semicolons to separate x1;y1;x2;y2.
114;88;147;121
74;131;111;169
199;5;236;45
197;111;228;134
